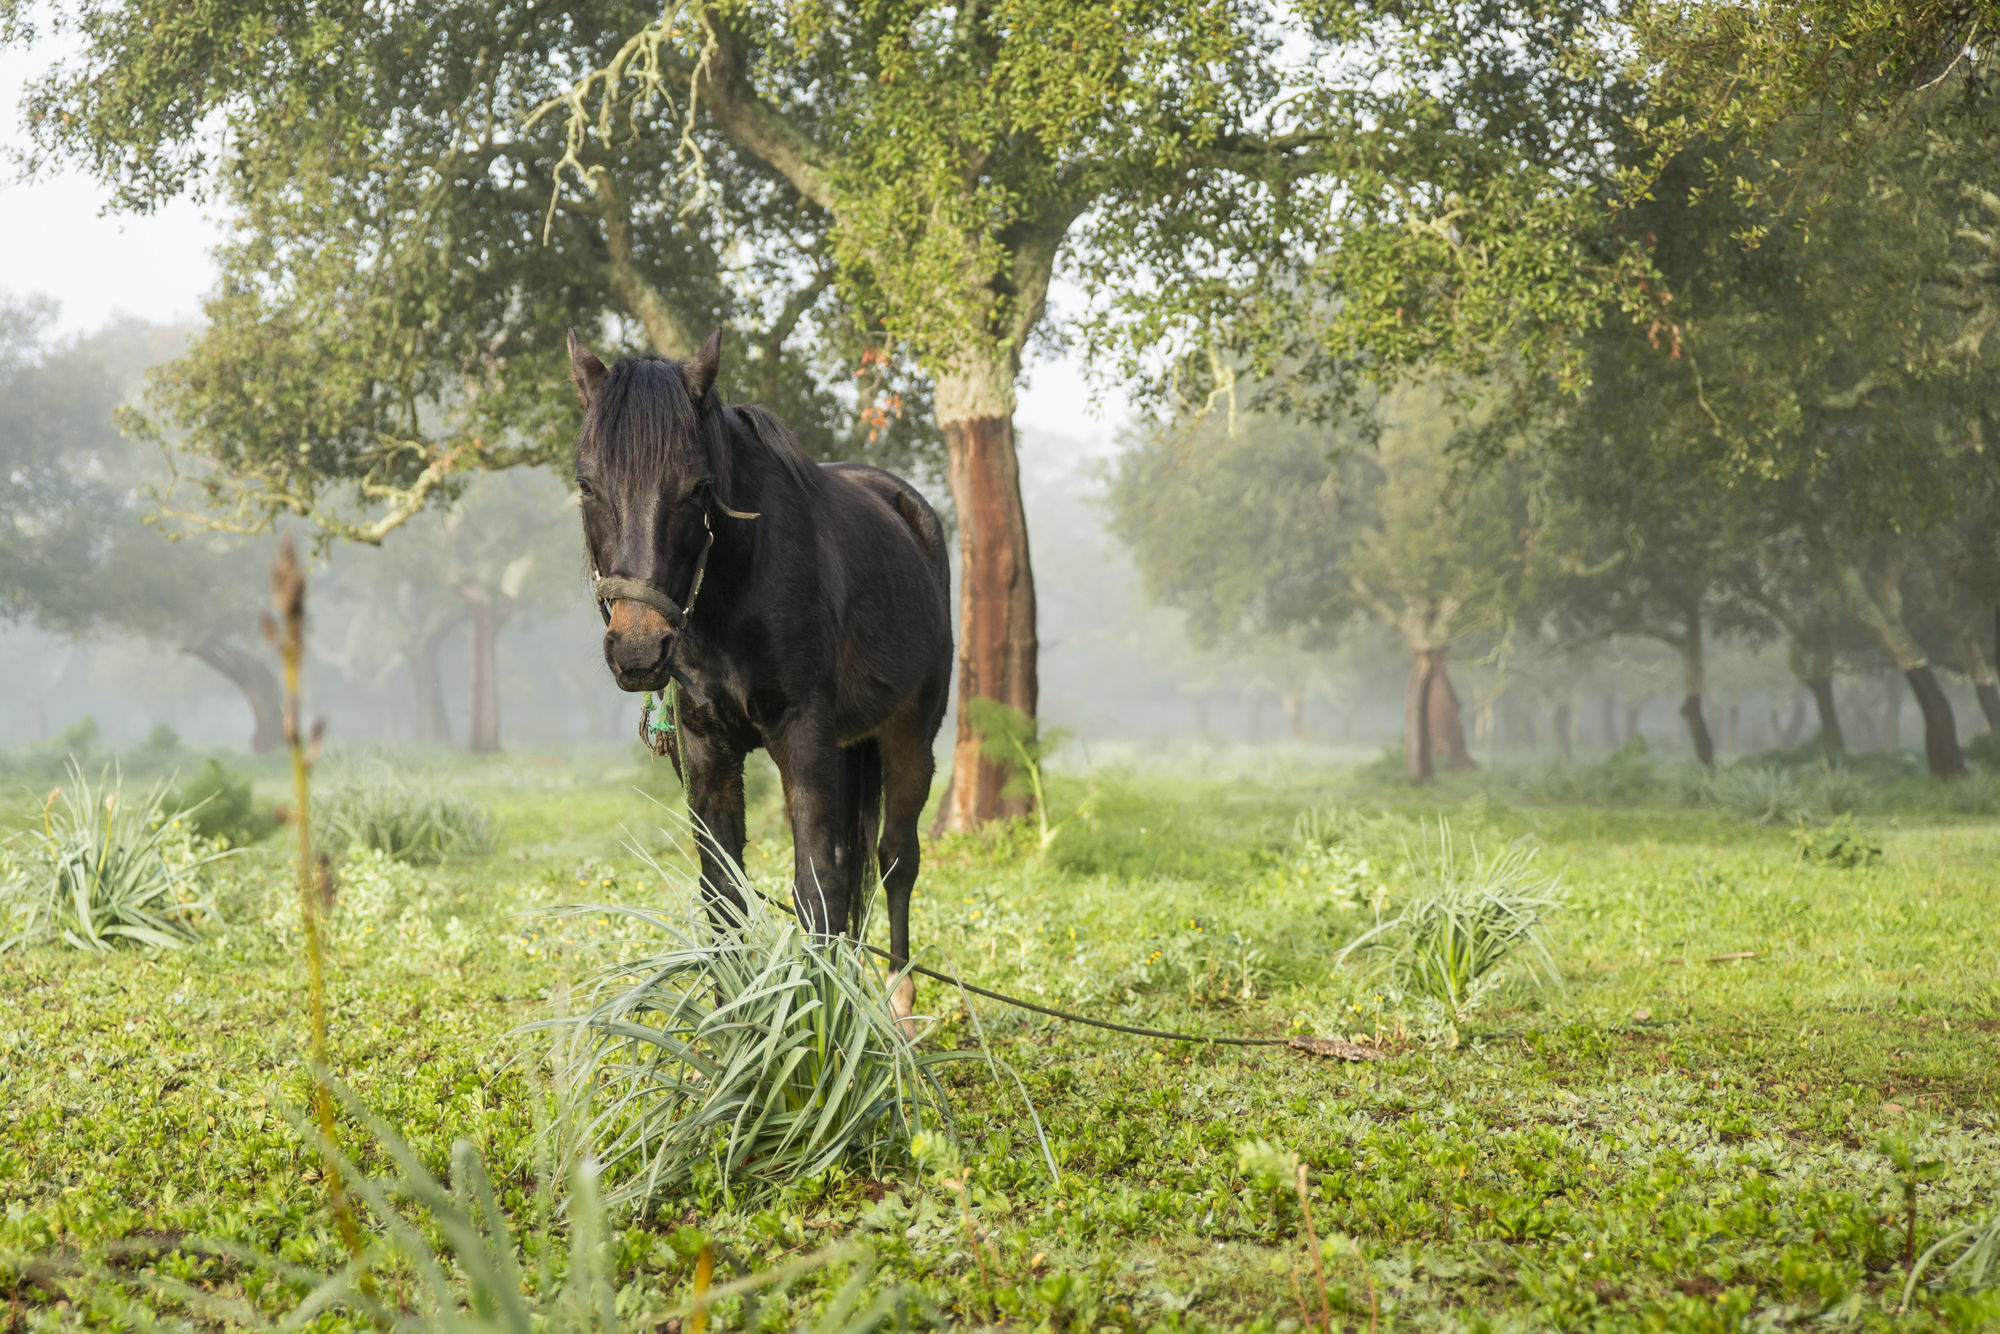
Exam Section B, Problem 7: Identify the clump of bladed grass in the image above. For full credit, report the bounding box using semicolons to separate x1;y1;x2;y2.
1336;822;1565;1022
542;835;1023;1212
0;761;229;952
321;768;495;865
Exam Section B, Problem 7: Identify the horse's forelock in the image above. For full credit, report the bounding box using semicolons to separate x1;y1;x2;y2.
584;356;714;490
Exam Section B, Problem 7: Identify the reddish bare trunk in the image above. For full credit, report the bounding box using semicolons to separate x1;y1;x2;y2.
934;411;1037;831
1427;658;1474;769
1405;649;1440;783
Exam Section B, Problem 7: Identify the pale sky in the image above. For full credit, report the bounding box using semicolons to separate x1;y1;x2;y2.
0;44;1128;446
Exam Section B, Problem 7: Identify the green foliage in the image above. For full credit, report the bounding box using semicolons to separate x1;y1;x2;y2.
168;758;272;847
546;852;977;1211
1792;814;1883;870
320;771;495;865
1966;732;2000;771
1337;825;1565;1020
0;763;228;952
966;698;1093;851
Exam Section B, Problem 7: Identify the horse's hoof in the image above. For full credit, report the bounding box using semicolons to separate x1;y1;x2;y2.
891;976;918;1043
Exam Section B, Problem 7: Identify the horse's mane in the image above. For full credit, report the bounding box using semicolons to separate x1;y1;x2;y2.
732;403;821;496
586;355;819;501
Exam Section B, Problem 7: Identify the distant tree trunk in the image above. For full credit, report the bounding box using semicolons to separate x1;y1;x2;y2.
1776;693;1807;748
1807;679;1844;752
407;620;456;744
1551;699;1571;761
1280;687;1306;741
1405;649;1440;783
1724;701;1740;755
1427;657;1475;769
185;636;284;753
454;583;516;754
1883;673;1905;752
1249;691;1267;743
1830;552;1964;777
1623;702;1641;746
932;361;1037;833
1677;607;1715;769
1946;622;2000;732
1598;695;1616;749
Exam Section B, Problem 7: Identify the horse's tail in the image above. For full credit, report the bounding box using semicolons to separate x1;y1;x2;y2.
841;738;884;937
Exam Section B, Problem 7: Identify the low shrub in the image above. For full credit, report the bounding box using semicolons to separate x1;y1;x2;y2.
1791;814;1882;869
0;764;229;952
1336;823;1565;1021
320;770;494;865
169;757;274;847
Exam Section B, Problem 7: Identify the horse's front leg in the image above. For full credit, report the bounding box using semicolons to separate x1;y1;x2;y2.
680;724;749;928
766;723;848;937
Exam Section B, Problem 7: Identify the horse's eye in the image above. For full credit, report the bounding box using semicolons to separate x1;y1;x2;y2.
576;478;596;500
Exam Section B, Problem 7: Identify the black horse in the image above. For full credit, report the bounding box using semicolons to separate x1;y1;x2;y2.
568;329;953;1011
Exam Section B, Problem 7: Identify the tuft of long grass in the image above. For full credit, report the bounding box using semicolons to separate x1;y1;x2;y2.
320;769;495;865
1907;1209;2000;1305
1698;764;1810;824
1336;823;1565;1021
0;761;229;952
542;840;988;1212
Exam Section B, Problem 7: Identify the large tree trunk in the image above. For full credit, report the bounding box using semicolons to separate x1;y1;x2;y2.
407;620;456;744
185;636;284;753
1831;553;1964;776
454;584;515;755
1678;607;1715;769
932;362;1037;832
1404;648;1440;783
1807;679;1844;752
1427;656;1475;769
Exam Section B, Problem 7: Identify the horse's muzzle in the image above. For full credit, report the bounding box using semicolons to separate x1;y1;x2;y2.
604;602;674;691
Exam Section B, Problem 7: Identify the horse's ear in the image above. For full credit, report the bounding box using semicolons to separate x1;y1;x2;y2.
685;328;722;404
568;328;608;408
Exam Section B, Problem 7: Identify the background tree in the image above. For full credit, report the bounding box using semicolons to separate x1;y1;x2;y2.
1108;389;1543;781
0;301;286;750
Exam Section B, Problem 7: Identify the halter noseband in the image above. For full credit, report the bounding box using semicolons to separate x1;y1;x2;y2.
591;494;759;630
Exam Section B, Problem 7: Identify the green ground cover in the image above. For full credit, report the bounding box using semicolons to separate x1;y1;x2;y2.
3;745;1998;1331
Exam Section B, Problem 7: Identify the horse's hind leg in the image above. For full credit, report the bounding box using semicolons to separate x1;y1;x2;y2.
877;716;935;1032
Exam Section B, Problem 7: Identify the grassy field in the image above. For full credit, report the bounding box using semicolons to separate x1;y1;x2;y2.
3;742;1999;1331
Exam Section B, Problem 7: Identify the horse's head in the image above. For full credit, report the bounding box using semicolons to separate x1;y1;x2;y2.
569;328;732;692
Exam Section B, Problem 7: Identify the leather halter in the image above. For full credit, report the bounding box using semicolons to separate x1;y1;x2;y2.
592;508;714;631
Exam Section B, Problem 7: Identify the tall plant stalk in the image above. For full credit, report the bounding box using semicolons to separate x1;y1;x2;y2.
263;537;364;1259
